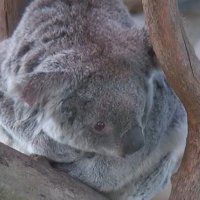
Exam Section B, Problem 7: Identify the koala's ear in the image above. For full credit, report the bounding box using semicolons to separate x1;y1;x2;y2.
7;50;89;107
15;72;74;107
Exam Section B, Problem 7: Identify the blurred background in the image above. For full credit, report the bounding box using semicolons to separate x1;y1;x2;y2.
124;0;200;58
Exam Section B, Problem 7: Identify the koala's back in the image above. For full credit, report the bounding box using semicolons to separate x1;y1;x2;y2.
2;0;87;78
1;0;148;83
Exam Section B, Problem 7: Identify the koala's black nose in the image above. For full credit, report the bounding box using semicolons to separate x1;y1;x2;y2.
121;126;144;156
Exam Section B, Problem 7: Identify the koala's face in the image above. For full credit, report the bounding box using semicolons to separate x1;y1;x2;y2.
42;69;147;158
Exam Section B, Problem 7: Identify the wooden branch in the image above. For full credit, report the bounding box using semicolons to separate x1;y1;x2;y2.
142;0;200;122
142;0;200;199
0;143;108;200
0;0;27;41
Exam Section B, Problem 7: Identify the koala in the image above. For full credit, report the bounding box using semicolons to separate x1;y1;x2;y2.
0;0;188;200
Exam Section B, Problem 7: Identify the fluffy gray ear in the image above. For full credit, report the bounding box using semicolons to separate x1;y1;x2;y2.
9;50;90;107
25;72;71;106
15;71;74;107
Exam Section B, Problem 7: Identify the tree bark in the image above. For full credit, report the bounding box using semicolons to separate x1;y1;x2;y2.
0;142;108;200
142;0;200;199
170;122;200;200
0;0;27;40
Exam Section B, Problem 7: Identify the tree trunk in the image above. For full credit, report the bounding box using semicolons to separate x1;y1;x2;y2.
0;0;27;40
142;0;200;199
170;121;200;200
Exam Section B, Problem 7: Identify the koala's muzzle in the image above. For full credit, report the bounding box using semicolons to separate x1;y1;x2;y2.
121;126;144;157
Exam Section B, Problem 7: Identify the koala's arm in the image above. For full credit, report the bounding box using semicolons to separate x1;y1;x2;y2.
0;91;39;146
0;90;85;162
30;130;87;163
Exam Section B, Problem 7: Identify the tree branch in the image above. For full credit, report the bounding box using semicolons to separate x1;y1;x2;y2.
0;0;27;41
142;0;200;199
0;143;108;200
142;0;200;122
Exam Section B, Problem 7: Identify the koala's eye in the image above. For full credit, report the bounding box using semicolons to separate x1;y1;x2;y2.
94;121;105;132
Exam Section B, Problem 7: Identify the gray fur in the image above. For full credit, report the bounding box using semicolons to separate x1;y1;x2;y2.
0;0;187;199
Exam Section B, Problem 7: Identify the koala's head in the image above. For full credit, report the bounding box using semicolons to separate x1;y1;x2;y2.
38;65;148;158
13;47;151;158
